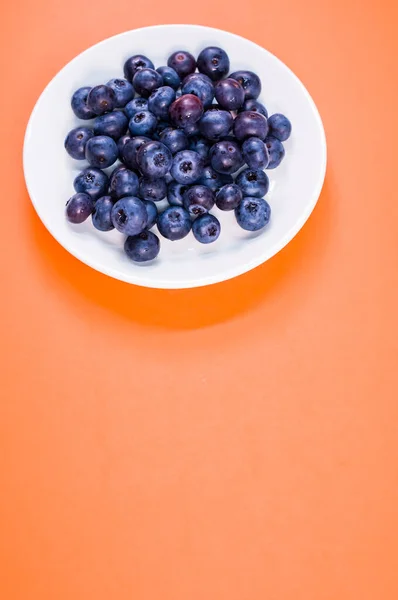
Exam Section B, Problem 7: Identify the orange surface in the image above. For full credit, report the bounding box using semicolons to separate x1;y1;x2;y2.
1;3;398;599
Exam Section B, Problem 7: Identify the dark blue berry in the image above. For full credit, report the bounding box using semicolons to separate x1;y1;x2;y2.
124;55;154;82
86;85;116;115
136;140;173;179
121;136;150;170
132;68;163;98
142;200;158;229
235;197;271;231
265;136;285;169
111;196;147;235
189;136;211;164
71;87;96;120
181;73;214;108
139;177;167;201
124;97;148;119
64;126;94;160
199;108;233;142
109;166;139;199
73;167;109;201
209;140;244;175
197;47;230;81
230;70;262;100
106;78;135;108
117;134;131;158
170;150;204;184
167;51;196;78
192;213;221;243
233;111;268;141
128;110;158;137
239;99;268;118
183;184;215;218
197;165;233;192
159;127;189;154
85;135;118;168
167;181;190;206
214;78;245;111
66;193;94;224
236;168;269;197
242;137;269;169
157;206;192;240
156;66;181;90
93;111;128;140
216;183;243;211
124;230;160;262
92;196;115;231
148;86;176;120
267;113;292;142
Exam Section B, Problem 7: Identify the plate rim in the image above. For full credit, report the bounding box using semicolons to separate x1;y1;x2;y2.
23;24;327;289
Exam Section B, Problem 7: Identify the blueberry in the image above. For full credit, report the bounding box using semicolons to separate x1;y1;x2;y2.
170;150;204;184
148;86;176;120
128;110;158;137
156;120;172;135
189;136;211;164
214;78;245;111
267;113;292;142
65;192;94;224
106;78;135;108
197;165;233;192
124;230;160;262
64;126;94;160
121;136;150;170
139;177;167;201
181;73;214;109
85;135;118;168
215;183;243;211
136;140;173;179
167;50;196;78
133;68;163;98
157;206;192;241
124;55;154;82
142;200;158;229
192;213;221;243
73;167;109;201
169;94;204;128
265;136;285;169
235;197;271;231
167;181;190;206
233;111;268;141
156;66;181;90
91;196;115;231
109;166;139;198
93;111;128;140
242;137;269;169
71;87;96;120
159;127;189;154
239;99;268;118
183;184;215;218
111;196;147;235
229;70;262;100
182;121;201;137
124;97;149;119
236;168;269;197
209;140;244;175
117;134;131;158
86;85;116;115
197;47;230;81
199;108;233;142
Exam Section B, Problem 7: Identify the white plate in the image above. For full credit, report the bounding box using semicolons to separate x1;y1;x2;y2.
24;24;326;289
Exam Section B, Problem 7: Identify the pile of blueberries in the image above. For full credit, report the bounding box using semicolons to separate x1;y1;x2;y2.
65;46;291;262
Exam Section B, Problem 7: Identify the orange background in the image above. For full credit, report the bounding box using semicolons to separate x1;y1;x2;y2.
1;2;398;599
